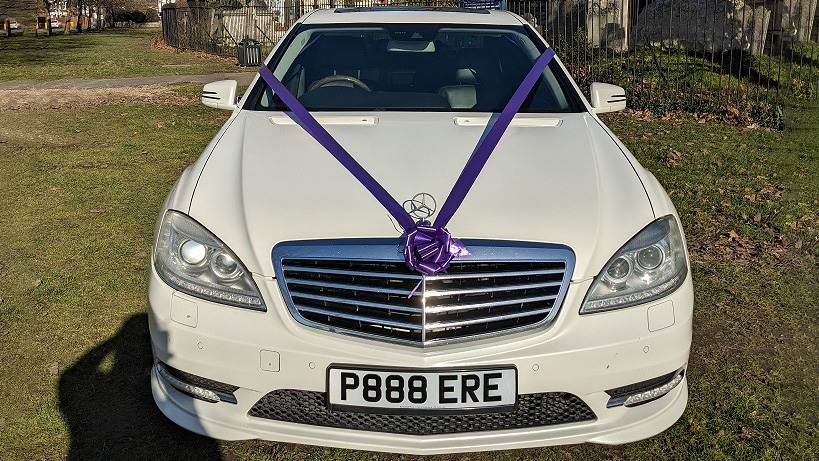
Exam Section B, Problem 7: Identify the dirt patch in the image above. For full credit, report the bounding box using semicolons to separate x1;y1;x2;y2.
0;125;65;146
0;85;197;111
151;38;240;66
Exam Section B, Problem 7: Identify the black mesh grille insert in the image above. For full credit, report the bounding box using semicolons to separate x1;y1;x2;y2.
248;390;596;435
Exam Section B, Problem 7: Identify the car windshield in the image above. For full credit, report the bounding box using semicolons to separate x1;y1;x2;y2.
249;23;579;112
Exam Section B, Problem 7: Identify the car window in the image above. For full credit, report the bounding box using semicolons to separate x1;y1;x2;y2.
250;23;579;113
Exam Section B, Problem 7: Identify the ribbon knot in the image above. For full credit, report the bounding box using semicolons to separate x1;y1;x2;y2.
404;223;470;276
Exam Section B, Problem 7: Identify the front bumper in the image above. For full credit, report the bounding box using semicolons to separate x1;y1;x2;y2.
148;264;693;454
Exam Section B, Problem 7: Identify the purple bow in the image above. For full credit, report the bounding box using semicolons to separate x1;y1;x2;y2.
404;224;471;276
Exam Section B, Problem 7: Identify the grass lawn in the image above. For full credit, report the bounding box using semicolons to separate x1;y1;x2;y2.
0;29;252;83
0;87;816;460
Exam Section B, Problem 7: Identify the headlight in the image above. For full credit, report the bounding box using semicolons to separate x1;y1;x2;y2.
153;210;265;310
580;215;687;314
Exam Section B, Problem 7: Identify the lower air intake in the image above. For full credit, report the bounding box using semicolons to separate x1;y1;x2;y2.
248;390;595;435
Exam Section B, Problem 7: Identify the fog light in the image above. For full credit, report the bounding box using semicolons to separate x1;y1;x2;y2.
606;368;685;408
623;371;684;406
156;363;238;404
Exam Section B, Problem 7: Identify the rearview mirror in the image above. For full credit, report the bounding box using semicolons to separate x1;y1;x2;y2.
589;83;626;114
201;80;238;110
387;40;435;52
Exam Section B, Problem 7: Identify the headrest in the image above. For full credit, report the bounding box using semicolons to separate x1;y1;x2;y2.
455;48;498;83
455;68;478;84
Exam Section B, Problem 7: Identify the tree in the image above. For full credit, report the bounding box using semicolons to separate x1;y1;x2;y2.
39;0;54;35
76;0;84;33
91;0;149;27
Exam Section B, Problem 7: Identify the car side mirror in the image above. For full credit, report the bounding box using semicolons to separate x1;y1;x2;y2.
589;83;627;114
201;80;238;110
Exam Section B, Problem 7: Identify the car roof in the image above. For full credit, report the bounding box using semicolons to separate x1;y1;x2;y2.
302;7;524;26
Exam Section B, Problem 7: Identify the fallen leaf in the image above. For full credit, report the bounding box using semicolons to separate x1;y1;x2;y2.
48;362;59;375
728;231;739;241
34;279;42;287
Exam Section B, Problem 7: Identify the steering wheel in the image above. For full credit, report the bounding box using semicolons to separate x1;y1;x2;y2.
309;75;371;92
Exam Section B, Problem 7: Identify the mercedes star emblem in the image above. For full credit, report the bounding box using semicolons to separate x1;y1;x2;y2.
403;192;437;221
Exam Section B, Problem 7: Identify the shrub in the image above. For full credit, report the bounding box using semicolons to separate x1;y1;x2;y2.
146;8;160;22
113;10;148;23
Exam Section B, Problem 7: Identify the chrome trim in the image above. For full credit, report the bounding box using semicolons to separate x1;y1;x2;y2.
424;306;555;329
272;238;575;347
294;305;421;330
283;265;423;280
286;277;422;297
424;294;559;314
289;291;422;313
424;268;565;280
424;280;564;297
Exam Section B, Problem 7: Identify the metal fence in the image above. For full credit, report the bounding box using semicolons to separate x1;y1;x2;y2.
162;0;819;126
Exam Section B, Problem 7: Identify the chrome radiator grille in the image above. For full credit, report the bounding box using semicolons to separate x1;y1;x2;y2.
273;240;574;346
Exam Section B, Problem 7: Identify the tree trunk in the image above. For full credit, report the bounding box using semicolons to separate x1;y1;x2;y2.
77;0;83;34
44;2;52;36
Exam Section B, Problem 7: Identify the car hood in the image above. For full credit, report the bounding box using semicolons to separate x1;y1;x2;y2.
189;111;654;279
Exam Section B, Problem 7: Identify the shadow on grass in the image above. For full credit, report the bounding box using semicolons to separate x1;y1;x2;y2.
58;314;223;461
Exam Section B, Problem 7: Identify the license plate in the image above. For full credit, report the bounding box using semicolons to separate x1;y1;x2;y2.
327;366;517;412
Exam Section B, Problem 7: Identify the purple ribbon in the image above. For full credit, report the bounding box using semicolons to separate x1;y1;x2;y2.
258;66;415;231
257;47;556;275
434;48;556;228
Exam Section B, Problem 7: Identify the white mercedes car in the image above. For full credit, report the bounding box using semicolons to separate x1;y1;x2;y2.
149;7;693;454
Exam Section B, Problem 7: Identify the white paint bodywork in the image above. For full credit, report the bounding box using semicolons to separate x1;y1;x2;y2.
148;8;693;454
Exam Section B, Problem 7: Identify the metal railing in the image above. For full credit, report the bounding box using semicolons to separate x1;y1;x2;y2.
161;0;819;127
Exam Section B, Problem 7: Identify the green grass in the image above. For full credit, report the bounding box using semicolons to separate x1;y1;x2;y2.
0;93;816;460
0;29;252;83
